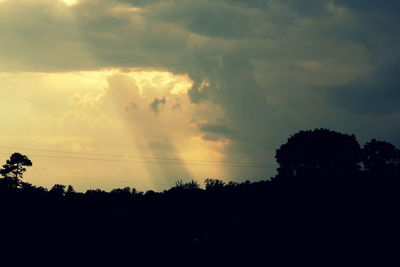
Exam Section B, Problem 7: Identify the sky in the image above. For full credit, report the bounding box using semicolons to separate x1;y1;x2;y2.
0;0;399;192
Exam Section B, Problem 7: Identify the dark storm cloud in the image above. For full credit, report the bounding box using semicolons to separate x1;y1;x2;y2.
334;0;400;13
327;61;400;114
148;1;265;39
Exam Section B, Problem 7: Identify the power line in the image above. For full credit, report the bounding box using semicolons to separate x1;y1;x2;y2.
0;152;275;169
0;145;276;168
0;145;272;166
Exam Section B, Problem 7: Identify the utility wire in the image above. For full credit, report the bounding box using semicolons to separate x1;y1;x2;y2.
0;145;276;167
0;152;275;169
0;145;272;166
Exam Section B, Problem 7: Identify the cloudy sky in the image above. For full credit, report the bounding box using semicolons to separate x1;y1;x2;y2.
1;0;399;191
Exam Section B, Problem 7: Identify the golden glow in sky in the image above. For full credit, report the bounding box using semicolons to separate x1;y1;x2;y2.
0;69;229;191
59;0;78;6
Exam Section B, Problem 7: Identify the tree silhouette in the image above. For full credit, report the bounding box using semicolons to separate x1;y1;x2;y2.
204;178;225;191
0;153;32;189
362;139;400;178
50;184;66;197
275;128;361;180
172;180;200;192
66;185;76;195
110;187;136;196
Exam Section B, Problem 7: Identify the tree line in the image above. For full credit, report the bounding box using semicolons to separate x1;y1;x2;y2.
0;128;399;264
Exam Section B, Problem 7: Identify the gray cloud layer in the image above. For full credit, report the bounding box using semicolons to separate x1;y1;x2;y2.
328;60;400;114
1;0;400;181
199;123;234;136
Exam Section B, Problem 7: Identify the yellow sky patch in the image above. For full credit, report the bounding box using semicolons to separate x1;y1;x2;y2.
59;0;78;6
0;69;228;191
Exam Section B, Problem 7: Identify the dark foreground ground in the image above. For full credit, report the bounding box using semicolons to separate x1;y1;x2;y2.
1;175;399;265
